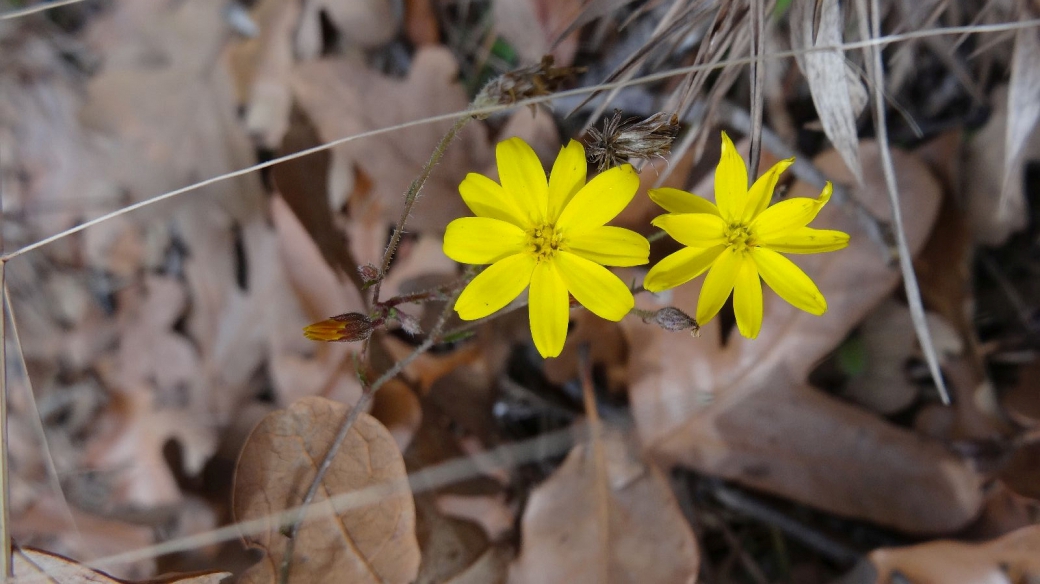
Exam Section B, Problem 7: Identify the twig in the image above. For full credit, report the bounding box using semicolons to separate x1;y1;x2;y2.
278;270;472;584
369;114;472;304
0;261;9;581
0;0;88;20
747;0;767;181
858;0;951;404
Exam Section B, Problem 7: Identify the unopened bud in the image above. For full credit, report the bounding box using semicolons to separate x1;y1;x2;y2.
358;264;381;287
646;307;699;336
586;110;680;172
303;313;374;342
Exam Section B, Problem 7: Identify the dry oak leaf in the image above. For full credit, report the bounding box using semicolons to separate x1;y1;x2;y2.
508;431;699;584
621;142;984;534
12;547;228;584
291;46;490;236
868;524;1040;584
233;397;419;584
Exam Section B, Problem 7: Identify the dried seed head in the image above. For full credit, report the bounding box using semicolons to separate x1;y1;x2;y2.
303;313;374;342
644;307;700;336
586;110;680;172
395;311;423;336
475;55;586;116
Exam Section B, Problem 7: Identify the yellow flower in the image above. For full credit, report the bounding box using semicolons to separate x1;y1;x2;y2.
444;138;649;358
643;132;849;338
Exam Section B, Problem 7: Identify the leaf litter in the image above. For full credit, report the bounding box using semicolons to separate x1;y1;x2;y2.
3;0;1040;583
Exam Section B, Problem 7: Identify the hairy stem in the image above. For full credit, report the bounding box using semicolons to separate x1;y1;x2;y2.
369;114;473;305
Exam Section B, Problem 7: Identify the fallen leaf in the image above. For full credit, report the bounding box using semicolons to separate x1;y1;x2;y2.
12;548;229;584
233;397;419;584
841;300;960;415
295;0;401;58
492;0;583;66
291;46;491;237
622;142;985;533
405;0;440;46
868;524;1040;583
1002;8;1040;218
508;431;699;584
371;379;424;451
435;494;516;541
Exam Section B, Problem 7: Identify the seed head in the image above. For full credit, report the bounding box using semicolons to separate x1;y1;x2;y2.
476;55;586;116
586;110;680;172
644;307;700;336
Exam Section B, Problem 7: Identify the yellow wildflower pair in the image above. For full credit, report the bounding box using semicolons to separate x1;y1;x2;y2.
442;132;849;358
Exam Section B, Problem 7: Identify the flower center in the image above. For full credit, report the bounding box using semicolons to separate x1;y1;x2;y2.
528;224;564;261
725;224;755;253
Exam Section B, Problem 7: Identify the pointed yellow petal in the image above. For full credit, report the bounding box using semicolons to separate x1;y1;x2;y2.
743;158;794;222
443;217;526;264
714;131;748;222
648;187;722;216
547;140;587;220
567;226;649;267
555;252;634;321
758;227;850;254
733;258;763;338
696;247;742;325
643;245;726;292
750;181;833;239
497;137;548;224
556;164;639;233
528;260;570;358
459;173;528;227
454;254;536;320
651;213;727;248
750;247;827;315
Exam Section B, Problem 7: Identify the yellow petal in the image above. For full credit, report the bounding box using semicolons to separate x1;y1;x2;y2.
742;158;794;222
733;258;763;338
555;252;634;321
648;187;722;216
454;254;536;320
696;246;742;325
443;217;526;264
750;247;827;315
758;227;850;254
529;260;570;358
751;181;833;239
497;137;549;224
651;213;727;248
567;226;649;267
643;245;726;292
556;164;639;233
459;173;528;227
547;140;587;220
714;131;748;222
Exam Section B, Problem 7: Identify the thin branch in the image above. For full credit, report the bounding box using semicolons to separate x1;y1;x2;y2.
747;0;768;182
0;262;9;581
3;19;1039;262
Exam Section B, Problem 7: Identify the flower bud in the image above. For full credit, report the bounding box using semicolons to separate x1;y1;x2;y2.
303;313;374;342
358;264;380;286
646;307;700;336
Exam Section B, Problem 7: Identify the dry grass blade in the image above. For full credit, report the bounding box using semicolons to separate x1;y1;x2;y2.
747;0;767;181
857;0;950;404
791;0;863;184
0;0;88;20
0;261;10;579
1001;5;1040;216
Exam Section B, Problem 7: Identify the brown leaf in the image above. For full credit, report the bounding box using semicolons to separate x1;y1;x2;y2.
405;0;440;46
233;397;419;584
508;431;699;584
435;494;516;541
370;379;423;451
12;548;229;584
868;525;1040;583
491;0;583;66
295;0;401;57
291;47;490;237
622;142;985;533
